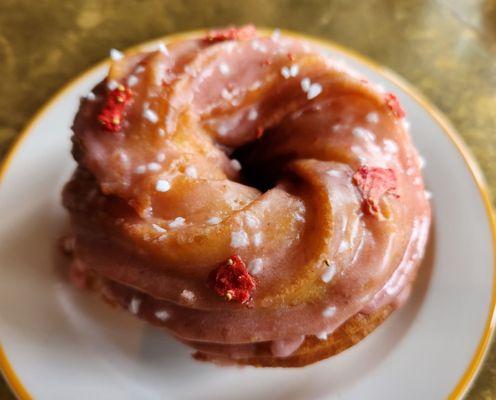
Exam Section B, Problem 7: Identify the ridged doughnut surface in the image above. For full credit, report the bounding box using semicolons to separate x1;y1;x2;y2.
62;26;431;366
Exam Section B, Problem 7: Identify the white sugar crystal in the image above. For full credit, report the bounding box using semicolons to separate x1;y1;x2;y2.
155;179;171;192
338;241;349;253
230;159;242;171
352;127;375;141
300;77;311;92
245;213;259;228
156;153;165;162
326;170;342;178
129;297;141;314
402;119;411;131
107;79;119;90
221;88;232;100
185;165;198;178
281;66;291;79
406;167;415;176
152;223;166;233
135;65;145;73
219;62;230;75
127;75;138;87
307;83;322;100
157;42;169;55
110;48;123;60
253;232;263;247
181;289;195;302
248;258;263;275
289;64;299;77
316;331;328;340
413;177;422;185
272;28;281;40
383;139;399;154
169;217;185;228
294;212;305;222
155;310;170;321
247;108;258;121
143;108;159;124
147;162;161;172
322;306;337;318
207;216;222;225
135;165;146;174
84;92;96;101
231;230;249;248
321;262;337;283
425;190;433;199
366;112;379;124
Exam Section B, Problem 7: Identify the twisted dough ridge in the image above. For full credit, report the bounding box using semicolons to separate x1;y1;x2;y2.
62;26;431;366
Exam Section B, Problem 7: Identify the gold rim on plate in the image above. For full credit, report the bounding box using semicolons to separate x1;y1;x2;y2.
0;29;494;400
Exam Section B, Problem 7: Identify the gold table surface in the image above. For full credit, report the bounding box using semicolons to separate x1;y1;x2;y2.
1;0;495;398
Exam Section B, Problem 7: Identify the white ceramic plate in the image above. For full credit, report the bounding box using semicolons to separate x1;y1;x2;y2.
0;30;494;400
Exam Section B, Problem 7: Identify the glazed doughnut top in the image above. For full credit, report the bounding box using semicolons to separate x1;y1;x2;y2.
63;26;431;362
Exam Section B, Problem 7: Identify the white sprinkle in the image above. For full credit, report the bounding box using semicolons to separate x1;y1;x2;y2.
158;128;165;137
402;119;411;131
135;165;146;174
247;108;258;121
155;179;171;192
316;331;328;340
207;216;222;225
307;83;322;100
157;43;169;55
300;77;311;92
110;48;123;61
383;139;399;154
157;234;168;241
272;28;281;40
185;166;198;178
221;88;233;100
366;112;379;124
156;153;166;162
219;62;230;75
419;156;426;169
281;66;291;79
425;190;433;199
321;262;337;283
253;232;263;247
181;289;195;302
289;64;299;77
169;217;185;228
231;230;249;248
84;92;96;101
147;162;161;172
413;177;422;186
135;65;145;73
127;75;138;87
152;223;166;233
338;241;349;253
155;310;170;321
143;108;159;124
245;214;259;228
326;170;342;178
322;306;337;318
294;213;305;222
352;127;375;141
230;159;242;171
129;297;141;314
248;258;263;275
406;167;415;176
107;80;119;90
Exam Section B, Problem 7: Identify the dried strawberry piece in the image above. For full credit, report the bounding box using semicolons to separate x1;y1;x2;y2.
208;255;256;304
352;166;398;217
204;24;257;43
98;84;132;132
255;126;264;139
384;92;405;119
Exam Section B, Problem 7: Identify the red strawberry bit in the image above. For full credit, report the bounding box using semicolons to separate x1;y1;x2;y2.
352;166;398;218
287;52;295;61
98;84;132;132
208;255;256;304
261;59;272;66
255;126;264;139
384;92;405;119
204;24;257;43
